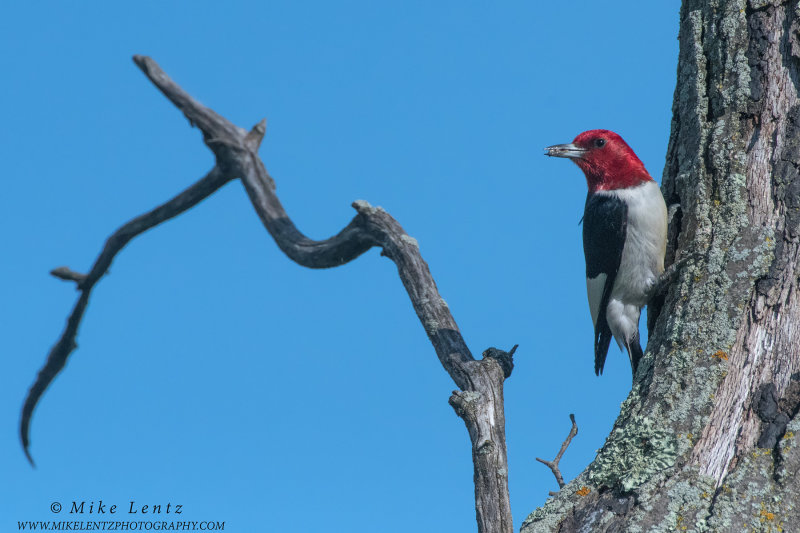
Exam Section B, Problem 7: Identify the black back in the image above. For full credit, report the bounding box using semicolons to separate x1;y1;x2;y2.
583;193;628;375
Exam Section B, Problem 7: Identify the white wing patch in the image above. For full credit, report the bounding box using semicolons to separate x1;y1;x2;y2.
586;274;607;327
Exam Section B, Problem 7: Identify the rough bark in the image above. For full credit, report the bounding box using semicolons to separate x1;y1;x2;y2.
522;1;800;531
20;56;515;533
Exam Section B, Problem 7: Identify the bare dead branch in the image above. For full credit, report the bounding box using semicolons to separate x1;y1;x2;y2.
21;56;515;533
536;414;578;490
132;56;479;386
132;55;246;147
20;167;231;465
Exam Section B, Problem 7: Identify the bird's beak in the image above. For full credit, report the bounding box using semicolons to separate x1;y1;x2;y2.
544;143;587;159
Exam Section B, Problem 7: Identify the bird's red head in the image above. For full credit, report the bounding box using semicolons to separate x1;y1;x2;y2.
546;129;653;193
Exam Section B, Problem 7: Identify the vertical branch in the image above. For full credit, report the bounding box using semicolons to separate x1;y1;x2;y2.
450;347;516;533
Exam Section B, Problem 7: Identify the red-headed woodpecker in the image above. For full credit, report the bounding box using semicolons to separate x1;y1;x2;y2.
545;130;667;377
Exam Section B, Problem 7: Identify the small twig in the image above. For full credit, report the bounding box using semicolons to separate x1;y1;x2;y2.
536;414;579;490
50;267;87;285
244;118;267;151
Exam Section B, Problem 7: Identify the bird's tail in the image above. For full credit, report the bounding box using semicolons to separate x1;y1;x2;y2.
594;327;613;376
626;335;644;379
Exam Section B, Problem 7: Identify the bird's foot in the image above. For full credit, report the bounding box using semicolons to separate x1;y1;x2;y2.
648;251;703;301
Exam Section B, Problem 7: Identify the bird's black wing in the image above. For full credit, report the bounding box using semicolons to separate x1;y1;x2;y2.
582;193;628;375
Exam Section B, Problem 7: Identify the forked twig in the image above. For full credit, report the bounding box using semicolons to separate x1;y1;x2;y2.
536;413;578;493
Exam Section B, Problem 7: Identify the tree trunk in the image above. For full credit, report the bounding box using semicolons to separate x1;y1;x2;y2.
522;0;800;531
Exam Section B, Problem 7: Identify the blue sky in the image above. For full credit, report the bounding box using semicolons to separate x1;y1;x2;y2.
1;2;679;531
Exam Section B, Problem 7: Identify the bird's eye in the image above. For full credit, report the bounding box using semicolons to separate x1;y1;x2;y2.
594;138;606;148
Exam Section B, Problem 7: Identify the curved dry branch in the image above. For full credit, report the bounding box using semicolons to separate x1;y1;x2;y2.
21;56;515;533
20;166;231;465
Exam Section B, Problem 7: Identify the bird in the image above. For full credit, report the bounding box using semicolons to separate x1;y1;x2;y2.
545;130;667;378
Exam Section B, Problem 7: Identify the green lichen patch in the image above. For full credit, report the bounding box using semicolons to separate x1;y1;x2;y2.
588;415;680;492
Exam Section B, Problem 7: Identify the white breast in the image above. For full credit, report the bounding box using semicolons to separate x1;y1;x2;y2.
600;180;668;306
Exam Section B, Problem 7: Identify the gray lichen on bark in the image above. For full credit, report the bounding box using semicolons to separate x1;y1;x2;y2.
522;0;800;531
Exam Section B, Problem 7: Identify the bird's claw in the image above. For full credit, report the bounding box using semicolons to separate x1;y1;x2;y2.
647;251;703;301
